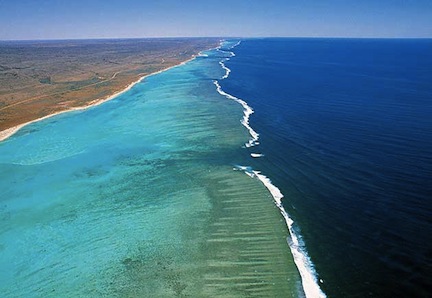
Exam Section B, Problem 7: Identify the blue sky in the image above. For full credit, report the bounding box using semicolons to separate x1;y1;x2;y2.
1;0;431;40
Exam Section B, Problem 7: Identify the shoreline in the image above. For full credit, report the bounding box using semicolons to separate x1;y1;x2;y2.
0;52;207;143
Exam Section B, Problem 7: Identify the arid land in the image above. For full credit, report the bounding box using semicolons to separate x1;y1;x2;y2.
0;38;219;136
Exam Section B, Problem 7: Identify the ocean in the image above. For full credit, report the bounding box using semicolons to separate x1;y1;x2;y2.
220;38;432;297
0;38;431;297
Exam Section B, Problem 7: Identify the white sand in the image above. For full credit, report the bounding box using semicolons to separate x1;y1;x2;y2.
0;56;198;142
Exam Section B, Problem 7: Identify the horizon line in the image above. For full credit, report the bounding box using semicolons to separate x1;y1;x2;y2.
1;36;432;42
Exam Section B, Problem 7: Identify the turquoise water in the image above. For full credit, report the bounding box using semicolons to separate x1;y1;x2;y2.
0;42;304;297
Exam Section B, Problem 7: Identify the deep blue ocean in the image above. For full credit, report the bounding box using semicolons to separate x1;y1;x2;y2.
221;38;432;297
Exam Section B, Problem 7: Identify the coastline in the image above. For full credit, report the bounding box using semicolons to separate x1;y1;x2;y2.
0;39;303;297
0;50;211;143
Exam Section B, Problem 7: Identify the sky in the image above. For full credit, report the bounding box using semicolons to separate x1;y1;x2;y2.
0;0;431;40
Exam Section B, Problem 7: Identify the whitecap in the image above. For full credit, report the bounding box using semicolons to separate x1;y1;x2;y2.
219;60;231;80
252;171;327;298
233;165;255;177
213;80;259;148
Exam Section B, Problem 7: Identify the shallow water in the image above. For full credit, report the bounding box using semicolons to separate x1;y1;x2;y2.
0;42;304;297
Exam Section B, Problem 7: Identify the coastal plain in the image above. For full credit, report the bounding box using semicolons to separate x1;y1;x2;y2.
0;38;219;134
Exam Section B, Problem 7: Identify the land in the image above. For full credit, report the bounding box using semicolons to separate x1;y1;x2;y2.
0;38;219;139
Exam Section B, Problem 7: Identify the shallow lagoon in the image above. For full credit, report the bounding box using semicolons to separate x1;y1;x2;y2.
0;42;304;297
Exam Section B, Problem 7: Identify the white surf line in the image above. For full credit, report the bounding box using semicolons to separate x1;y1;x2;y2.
232;166;326;298
220;60;231;79
219;50;235;79
214;40;259;147
252;171;326;298
218;40;241;53
217;40;326;298
216;48;235;58
216;40;238;57
229;40;241;49
214;81;259;147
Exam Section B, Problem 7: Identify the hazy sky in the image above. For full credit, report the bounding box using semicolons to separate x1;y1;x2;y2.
1;0;431;40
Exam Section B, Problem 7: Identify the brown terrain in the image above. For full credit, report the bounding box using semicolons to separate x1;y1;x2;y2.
0;38;219;135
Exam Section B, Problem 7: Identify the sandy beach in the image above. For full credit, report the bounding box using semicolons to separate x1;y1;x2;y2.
0;38;220;142
0;43;218;142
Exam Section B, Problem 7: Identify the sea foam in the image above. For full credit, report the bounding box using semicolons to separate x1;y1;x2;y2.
218;40;326;298
213;81;259;147
253;171;327;298
219;60;231;80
